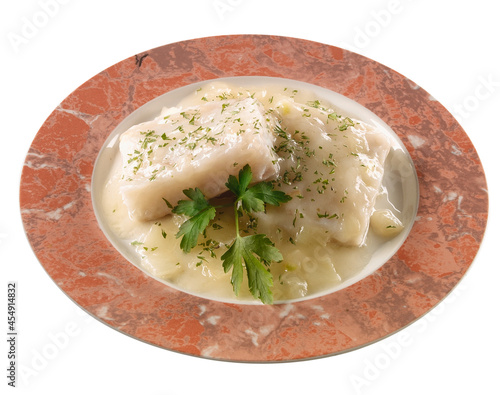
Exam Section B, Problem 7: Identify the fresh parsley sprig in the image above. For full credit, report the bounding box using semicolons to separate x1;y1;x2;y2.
172;164;292;304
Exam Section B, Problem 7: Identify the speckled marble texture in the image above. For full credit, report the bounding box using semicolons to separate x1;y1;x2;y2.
20;35;488;362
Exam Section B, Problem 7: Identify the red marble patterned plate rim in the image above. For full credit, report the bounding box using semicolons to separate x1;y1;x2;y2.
20;35;488;362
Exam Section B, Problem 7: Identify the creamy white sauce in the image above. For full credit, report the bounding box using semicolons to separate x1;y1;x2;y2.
92;77;419;304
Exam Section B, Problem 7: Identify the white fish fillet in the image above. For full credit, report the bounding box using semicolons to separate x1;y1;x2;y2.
256;98;392;247
118;98;280;221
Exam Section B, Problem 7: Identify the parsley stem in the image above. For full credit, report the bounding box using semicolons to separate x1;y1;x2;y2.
233;201;240;236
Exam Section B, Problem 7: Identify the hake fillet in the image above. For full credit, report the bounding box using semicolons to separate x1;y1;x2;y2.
118;98;280;221
256;98;393;247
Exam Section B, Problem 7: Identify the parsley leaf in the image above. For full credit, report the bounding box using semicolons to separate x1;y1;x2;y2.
226;165;252;197
221;234;278;305
172;188;216;252
228;165;292;213
172;187;211;217
243;181;292;212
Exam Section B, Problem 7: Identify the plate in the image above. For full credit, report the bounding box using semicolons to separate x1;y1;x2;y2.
20;35;488;362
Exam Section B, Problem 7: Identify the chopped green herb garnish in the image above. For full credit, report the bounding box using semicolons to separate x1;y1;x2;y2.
162;198;173;209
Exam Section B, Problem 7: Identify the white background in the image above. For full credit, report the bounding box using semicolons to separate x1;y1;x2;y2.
1;1;499;394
